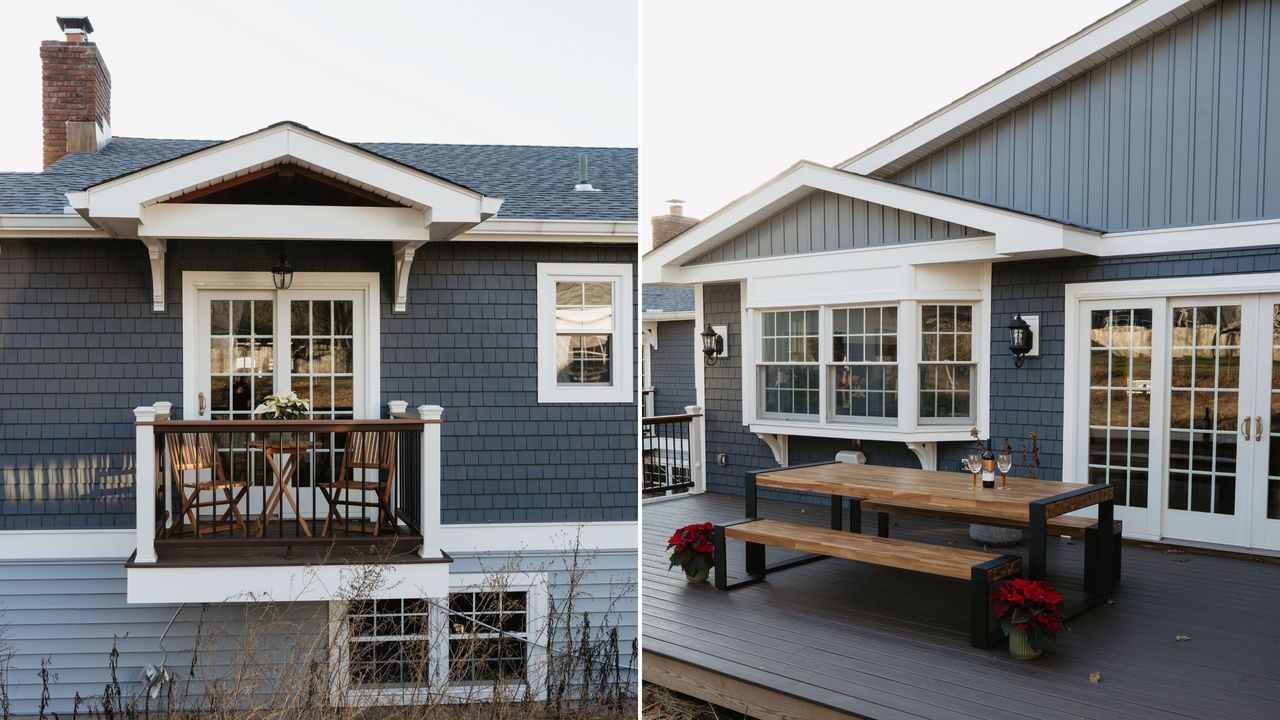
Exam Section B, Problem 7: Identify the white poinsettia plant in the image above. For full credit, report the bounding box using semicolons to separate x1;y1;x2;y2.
253;392;311;420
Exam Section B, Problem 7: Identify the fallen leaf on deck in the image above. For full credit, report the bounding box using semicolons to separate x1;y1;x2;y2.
1088;671;1102;684
1174;557;1191;563
1175;635;1191;642
1162;548;1186;554
1106;598;1115;605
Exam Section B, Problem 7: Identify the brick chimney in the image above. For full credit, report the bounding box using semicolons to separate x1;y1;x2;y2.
41;16;111;168
651;199;699;249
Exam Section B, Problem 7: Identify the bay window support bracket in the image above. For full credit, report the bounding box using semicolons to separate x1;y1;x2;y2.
392;240;427;313
757;433;789;467
140;237;167;312
905;441;938;471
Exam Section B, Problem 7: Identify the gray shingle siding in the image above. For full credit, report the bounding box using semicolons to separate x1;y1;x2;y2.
641;286;693;315
0;238;636;529
0;135;637;222
648;320;696;416
892;0;1280;233
990;245;1280;482
689;189;986;265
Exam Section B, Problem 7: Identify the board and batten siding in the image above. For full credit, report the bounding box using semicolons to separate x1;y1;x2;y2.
688;190;986;265
892;0;1280;233
0;238;636;530
649;320;696;416
0;551;636;715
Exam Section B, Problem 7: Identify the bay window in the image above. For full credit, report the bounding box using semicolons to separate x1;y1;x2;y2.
753;301;980;432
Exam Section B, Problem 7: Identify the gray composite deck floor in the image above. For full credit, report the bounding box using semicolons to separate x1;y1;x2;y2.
642;492;1280;720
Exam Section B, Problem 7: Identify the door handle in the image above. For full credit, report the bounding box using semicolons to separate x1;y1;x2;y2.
1241;416;1252;440
199;392;206;417
1257;415;1264;442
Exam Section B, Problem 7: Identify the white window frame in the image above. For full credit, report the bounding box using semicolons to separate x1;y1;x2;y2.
328;572;550;707
757;307;822;421
536;263;634;404
828;304;901;426
917;303;979;426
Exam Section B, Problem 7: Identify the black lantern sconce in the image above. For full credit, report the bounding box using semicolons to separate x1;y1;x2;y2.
701;323;725;366
271;254;294;290
1008;313;1035;368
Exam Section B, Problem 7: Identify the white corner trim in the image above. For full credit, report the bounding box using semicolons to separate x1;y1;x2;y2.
0;529;137;561
440;521;637;553
535;262;635;404
839;0;1205;175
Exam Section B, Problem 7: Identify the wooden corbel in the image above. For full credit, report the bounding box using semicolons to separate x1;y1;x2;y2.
140;237;166;312
393;240;427;313
756;432;789;466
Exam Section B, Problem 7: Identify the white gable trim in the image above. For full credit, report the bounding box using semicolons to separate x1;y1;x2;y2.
840;0;1211;176
643;161;1100;283
66;123;502;240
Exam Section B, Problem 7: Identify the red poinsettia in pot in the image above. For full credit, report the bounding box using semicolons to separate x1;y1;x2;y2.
667;522;715;583
991;578;1063;659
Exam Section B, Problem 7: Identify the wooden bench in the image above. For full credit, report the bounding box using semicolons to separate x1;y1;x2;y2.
857;499;1122;585
712;518;1021;648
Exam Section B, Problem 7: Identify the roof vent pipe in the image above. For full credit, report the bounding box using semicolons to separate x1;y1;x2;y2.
574;152;600;192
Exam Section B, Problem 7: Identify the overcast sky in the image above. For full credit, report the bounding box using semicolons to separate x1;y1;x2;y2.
641;0;1130;249
0;0;637;171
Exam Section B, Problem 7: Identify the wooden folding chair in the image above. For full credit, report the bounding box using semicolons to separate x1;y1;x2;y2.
319;431;398;536
167;432;249;537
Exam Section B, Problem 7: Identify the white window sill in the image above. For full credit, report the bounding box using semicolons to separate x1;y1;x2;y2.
749;419;981;444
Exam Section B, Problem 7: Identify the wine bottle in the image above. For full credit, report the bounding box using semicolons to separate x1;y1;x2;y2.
981;438;996;489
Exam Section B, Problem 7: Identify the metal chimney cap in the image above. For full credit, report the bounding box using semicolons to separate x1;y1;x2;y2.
56;16;94;34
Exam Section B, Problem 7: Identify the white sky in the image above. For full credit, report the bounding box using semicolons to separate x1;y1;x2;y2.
0;0;638;171
641;0;1130;249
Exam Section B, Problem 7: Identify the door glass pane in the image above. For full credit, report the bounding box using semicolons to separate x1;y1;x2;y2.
1271;305;1280;520
290;299;356;489
1086;309;1152;507
1168;305;1240;516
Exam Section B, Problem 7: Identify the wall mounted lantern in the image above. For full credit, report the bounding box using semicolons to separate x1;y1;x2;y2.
271;254;295;290
701;323;725;366
1008;313;1034;368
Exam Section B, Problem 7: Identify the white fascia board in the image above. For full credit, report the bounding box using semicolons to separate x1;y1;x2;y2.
642;311;695;322
643;162;1098;282
1098;217;1280;256
71;123;494;229
0;213;108;238
456;218;638;243
127;561;450;604
139;203;432;242
439;521;637;553
839;0;1202;175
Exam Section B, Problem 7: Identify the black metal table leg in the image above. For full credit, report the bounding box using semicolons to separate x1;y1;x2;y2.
745;470;758;519
849;498;862;533
830;495;843;531
1029;501;1047;581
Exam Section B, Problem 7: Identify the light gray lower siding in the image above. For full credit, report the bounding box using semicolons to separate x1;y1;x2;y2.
0;550;637;715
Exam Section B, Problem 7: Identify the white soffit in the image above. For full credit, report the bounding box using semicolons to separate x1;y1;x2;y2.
65;122;503;240
840;0;1212;177
642;161;1100;283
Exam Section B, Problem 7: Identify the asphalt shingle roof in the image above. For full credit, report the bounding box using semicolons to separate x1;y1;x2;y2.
0;135;637;222
642;285;694;314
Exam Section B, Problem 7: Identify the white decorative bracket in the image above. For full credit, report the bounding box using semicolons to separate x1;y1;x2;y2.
140;237;166;312
756;432;789;467
393;240;427;313
905;441;938;471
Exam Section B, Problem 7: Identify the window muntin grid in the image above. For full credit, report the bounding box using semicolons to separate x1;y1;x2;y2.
554;282;613;385
1167;305;1242;516
291;300;355;489
759;309;820;417
1272;304;1280;521
447;591;529;683
919;304;975;421
831;306;898;420
209;299;274;486
347;598;432;686
1086;308;1153;508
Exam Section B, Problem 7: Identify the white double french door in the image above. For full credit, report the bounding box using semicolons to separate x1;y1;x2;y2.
1076;292;1280;551
187;279;371;520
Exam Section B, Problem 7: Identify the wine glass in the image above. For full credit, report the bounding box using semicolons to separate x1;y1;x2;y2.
965;452;982;489
997;452;1013;489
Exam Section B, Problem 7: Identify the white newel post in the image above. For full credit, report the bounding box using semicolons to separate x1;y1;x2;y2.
685;405;706;494
418;405;444;559
133;405;158;563
387;400;408;416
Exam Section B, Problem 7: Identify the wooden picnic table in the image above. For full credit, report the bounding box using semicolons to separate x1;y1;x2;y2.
746;461;1118;615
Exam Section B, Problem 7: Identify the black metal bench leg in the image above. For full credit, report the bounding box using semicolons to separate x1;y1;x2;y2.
713;525;728;590
971;556;1018;649
877;512;890;538
746;540;765;577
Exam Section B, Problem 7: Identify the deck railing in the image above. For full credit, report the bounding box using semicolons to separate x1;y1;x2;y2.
642;405;705;498
133;401;443;562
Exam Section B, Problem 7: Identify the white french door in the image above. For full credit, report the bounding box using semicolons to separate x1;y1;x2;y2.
184;273;378;522
1074;291;1280;550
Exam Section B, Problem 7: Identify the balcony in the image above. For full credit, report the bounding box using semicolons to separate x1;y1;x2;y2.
126;401;450;603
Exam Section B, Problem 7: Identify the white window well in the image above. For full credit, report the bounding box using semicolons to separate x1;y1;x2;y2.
537;263;633;403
